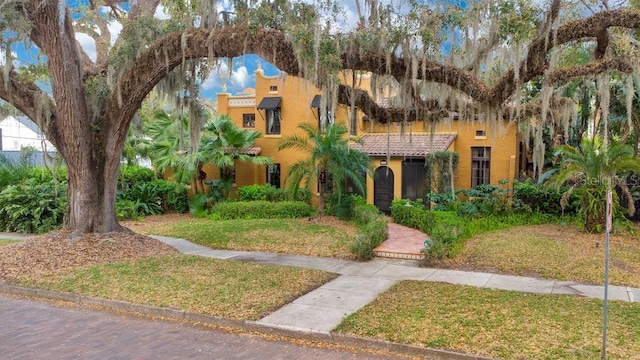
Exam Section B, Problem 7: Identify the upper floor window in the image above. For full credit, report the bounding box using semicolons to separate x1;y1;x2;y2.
269;85;278;92
243;114;255;128
257;97;282;135
471;147;491;187
310;95;333;130
266;109;281;135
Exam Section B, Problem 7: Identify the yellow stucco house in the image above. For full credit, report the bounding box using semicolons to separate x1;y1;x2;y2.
215;66;521;212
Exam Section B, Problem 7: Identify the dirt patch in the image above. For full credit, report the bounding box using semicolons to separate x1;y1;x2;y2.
301;215;358;235
0;230;177;283
121;213;193;234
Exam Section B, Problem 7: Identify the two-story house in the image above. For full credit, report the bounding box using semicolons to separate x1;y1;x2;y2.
215;66;520;212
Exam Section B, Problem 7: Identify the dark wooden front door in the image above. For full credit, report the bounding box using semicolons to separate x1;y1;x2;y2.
374;166;394;213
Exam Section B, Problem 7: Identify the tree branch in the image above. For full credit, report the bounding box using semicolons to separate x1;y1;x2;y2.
0;68;59;149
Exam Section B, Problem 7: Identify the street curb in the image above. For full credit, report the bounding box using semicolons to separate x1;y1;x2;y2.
0;283;492;360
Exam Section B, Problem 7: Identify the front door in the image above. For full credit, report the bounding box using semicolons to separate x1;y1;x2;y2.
374;166;394;213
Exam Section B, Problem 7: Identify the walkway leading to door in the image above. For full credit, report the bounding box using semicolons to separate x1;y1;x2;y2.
373;223;427;260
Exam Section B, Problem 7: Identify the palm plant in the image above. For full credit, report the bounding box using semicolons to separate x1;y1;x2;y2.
544;136;640;232
198;115;272;198
145;109;271;197
278;123;371;212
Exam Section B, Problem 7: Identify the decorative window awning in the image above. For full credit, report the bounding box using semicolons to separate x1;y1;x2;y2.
256;97;282;110
310;95;321;108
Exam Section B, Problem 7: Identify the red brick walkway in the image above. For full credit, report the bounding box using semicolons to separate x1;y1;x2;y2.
374;223;428;260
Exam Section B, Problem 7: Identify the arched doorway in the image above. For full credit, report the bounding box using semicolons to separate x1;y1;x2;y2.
374;166;394;213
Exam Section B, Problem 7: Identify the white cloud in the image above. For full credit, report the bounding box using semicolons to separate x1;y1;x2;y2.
230;66;249;88
75;33;97;62
155;5;170;20
202;60;250;91
108;20;123;46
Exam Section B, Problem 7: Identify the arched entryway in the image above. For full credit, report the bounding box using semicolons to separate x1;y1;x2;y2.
374;166;394;213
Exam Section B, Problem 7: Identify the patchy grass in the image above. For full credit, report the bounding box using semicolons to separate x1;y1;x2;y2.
335;281;640;360
25;254;336;320
0;240;19;246
434;224;640;287
125;214;357;259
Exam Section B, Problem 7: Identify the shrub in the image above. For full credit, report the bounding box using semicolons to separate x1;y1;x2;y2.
119;165;155;190
148;179;189;213
209;201;315;219
457;184;511;216
0;178;67;233
237;184;312;203
237;184;286;202
116;199;141;221
326;194;362;221
350;203;388;260
119;182;163;216
189;194;209;218
390;199;435;233
513;179;571;215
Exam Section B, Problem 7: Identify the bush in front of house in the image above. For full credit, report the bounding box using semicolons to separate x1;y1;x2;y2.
513;178;576;216
349;202;388;260
0;178;67;233
116;179;190;220
237;184;312;203
209;200;315;220
326;193;362;221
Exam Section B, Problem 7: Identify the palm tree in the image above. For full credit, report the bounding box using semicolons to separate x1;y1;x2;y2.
198;115;272;198
544;136;640;232
145;109;271;196
278;123;371;212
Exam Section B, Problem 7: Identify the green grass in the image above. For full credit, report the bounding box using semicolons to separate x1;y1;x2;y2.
134;217;356;258
26;254;336;320
438;223;640;287
0;239;19;246
335;281;640;359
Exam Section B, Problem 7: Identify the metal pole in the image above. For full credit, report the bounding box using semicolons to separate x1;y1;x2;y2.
601;188;612;360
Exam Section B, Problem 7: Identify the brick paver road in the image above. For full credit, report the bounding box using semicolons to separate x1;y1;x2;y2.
0;294;414;359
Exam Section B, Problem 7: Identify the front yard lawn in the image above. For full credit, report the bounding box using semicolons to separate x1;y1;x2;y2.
435;223;640;287
125;214;357;259
22;254;336;320
336;281;640;359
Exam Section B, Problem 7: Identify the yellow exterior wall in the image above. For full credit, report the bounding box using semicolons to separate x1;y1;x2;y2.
215;69;520;208
438;120;518;190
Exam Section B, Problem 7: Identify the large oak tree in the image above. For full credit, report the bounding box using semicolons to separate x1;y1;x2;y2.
3;0;640;233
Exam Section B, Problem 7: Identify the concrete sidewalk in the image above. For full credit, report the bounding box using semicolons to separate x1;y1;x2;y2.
151;235;640;335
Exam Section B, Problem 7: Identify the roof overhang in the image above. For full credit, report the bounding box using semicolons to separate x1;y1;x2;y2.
350;133;457;157
222;146;262;156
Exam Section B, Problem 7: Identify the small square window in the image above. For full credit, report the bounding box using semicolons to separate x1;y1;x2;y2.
475;130;486;137
269;85;278;92
243;113;255;128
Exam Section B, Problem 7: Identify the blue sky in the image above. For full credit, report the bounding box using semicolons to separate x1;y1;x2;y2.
199;55;281;99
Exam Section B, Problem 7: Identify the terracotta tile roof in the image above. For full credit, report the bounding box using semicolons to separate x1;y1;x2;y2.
351;133;456;157
222;146;262;156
